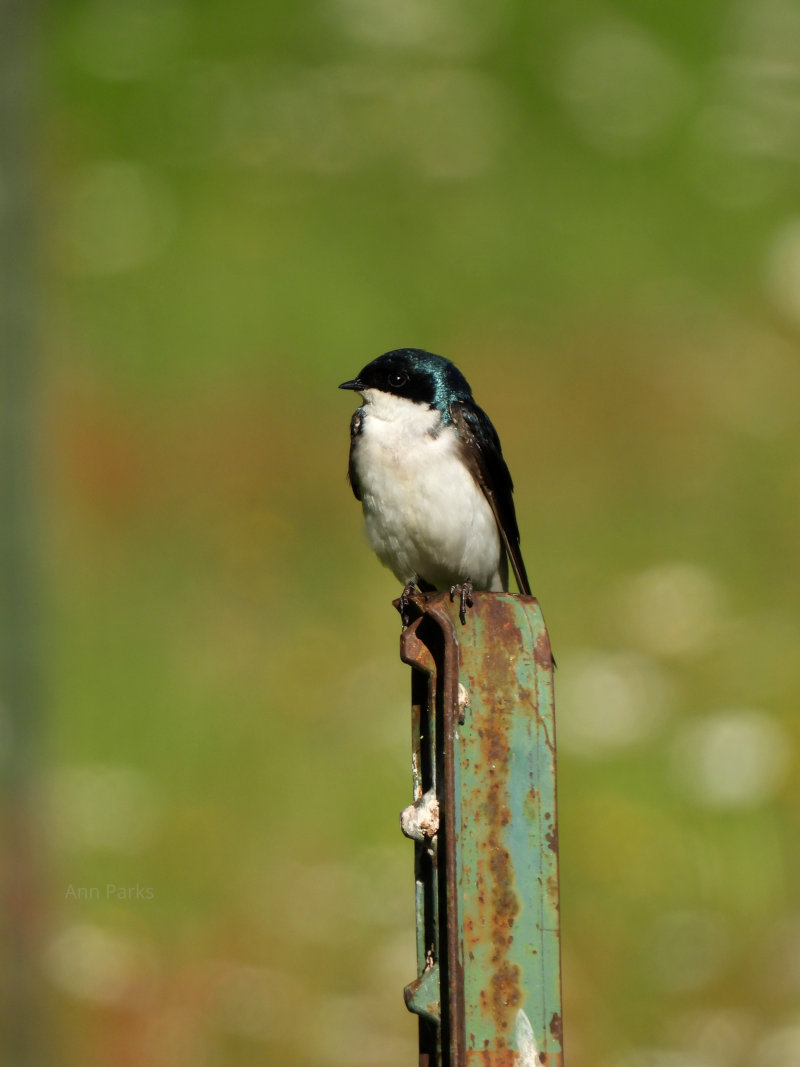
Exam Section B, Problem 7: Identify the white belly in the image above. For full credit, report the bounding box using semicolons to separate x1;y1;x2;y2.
352;391;504;590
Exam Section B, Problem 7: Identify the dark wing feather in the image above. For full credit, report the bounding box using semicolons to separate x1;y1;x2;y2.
347;409;363;501
450;400;531;595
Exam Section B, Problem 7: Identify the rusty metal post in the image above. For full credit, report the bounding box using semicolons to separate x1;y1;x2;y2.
400;591;562;1066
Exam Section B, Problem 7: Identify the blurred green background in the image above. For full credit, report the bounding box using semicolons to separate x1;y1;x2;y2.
3;0;800;1064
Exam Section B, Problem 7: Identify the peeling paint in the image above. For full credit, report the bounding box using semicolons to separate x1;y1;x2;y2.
514;1010;541;1067
458;682;471;724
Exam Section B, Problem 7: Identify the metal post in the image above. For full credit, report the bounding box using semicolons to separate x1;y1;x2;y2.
400;592;562;1066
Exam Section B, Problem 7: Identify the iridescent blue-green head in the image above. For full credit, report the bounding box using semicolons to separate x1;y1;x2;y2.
339;348;473;415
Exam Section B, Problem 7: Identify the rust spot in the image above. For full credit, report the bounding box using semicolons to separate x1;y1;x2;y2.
549;1011;563;1045
471;642;524;1040
465;1052;518;1066
489;962;522;1026
464;913;480;957
545;825;558;853
534;628;553;669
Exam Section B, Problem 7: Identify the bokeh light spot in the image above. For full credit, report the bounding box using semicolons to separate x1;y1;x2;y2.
670;709;792;809
755;1023;800;1066
45;763;161;853
617;562;727;660
557;21;689;154
765;217;800;325
44;923;158;1005
556;650;673;758
327;0;509;56
56;160;175;276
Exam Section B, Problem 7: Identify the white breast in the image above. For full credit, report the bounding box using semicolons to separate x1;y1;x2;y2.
352;389;504;590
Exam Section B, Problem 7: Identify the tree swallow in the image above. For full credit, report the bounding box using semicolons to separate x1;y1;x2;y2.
339;348;532;622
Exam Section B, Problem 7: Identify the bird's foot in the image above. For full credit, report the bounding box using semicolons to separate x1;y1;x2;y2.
399;580;418;626
449;578;474;624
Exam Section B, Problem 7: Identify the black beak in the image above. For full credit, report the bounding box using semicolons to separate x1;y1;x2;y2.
338;378;362;391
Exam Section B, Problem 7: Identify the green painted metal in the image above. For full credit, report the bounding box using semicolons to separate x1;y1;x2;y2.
400;591;562;1067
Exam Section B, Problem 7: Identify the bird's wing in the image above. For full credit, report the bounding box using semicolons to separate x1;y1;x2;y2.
449;399;531;595
347;409;363;501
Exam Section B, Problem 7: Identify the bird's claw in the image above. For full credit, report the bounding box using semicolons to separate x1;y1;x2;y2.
449;579;473;624
399;581;417;626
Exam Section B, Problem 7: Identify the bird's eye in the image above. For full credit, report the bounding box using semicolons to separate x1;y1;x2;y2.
388;370;408;389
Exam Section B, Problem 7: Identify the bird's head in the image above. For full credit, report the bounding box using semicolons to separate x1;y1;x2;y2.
339;348;472;413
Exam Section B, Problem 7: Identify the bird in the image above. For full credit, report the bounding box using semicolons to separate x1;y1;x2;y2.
339;347;532;624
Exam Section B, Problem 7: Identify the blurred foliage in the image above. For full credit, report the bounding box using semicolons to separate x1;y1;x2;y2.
8;0;800;1064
